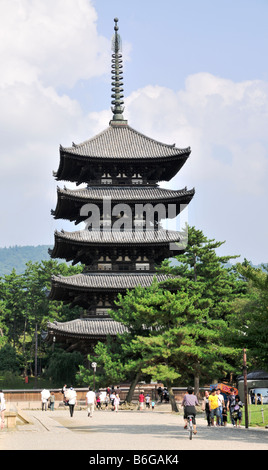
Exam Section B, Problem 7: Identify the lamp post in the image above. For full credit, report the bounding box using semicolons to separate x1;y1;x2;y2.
243;348;249;429
91;362;97;392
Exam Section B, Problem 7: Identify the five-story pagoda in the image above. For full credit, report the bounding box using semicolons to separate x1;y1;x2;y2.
46;19;194;353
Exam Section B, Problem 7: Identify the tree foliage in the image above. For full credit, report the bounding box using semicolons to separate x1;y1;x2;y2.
80;226;251;405
228;262;268;368
0;260;83;378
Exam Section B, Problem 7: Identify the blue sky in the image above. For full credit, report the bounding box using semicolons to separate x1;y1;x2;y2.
66;0;268;111
0;0;267;264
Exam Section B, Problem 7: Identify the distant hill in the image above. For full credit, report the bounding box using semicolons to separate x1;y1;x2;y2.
0;245;52;277
0;245;266;278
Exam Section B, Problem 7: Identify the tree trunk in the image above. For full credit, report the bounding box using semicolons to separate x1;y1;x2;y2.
126;370;142;403
166;380;179;412
194;374;200;398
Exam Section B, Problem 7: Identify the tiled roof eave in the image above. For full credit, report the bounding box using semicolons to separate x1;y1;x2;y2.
53;229;182;246
56;186;195;202
59;124;191;161
50;273;173;291
47;318;127;338
61;149;190;162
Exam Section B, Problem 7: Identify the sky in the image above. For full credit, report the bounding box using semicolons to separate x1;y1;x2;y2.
0;0;267;265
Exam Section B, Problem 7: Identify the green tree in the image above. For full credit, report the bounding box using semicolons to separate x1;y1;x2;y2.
76;339;128;389
109;279;240;410
0;259;84;378
0;344;21;373
159;225;247;391
46;349;83;385
229;262;268;368
0;269;26;349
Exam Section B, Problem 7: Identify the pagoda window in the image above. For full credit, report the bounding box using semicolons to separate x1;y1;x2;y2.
136;263;150;271
132;179;143;185
98;263;112;271
101;172;112;184
118;265;131;271
101;179;112;184
96;308;110;316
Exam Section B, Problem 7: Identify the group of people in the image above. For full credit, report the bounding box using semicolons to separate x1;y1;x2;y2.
157;386;169;403
41;385;76;416
41;384;159;417
202;387;243;428
138;391;155;410
182;386;243;435
40;389;55;411
62;385;122;418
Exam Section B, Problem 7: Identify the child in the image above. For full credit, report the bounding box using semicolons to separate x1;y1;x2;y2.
114;394;120;412
145;394;151;409
222;406;228;426
151;401;155;410
96;395;101;410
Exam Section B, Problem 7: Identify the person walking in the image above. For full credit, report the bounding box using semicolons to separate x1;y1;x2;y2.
66;386;77;417
138;391;145;410
232;395;243;427
62;384;69;406
208;389;220;427
86;387;96;418
0;389;6;429
227;388;236;426
145;394;151;409
41;389;50;411
202;390;211;426
182;386;199;435
49;392;55;411
110;390;116;410
216;388;225;426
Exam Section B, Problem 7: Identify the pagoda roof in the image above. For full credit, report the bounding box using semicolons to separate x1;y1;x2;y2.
52;185;194;222
54;123;191;183
53;228;182;247
50;272;171;293
61;123;190;161
56;185;194;202
47;317;127;339
49;272;174;307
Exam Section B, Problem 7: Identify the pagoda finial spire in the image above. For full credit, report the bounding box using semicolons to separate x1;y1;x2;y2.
111;18;125;122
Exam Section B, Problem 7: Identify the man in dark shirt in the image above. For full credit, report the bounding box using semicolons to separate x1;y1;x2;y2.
182;386;199;434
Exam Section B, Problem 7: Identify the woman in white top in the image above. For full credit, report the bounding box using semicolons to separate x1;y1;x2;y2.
0;389;6;428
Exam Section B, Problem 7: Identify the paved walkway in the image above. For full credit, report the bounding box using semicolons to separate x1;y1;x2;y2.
1;408;268;451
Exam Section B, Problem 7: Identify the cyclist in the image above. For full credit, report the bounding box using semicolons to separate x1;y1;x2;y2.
182;386;199;435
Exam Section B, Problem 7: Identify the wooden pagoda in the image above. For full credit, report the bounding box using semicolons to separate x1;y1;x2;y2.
46;19;194;353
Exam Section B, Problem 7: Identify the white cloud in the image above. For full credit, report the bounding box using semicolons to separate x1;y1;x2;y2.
0;0;110;246
0;0;109;88
122;74;268;263
125;74;268;197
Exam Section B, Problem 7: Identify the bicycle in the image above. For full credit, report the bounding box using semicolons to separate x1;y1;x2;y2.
187;414;194;440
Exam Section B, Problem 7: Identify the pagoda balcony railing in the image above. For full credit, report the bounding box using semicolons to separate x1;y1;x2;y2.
87;179;158;186
84;264;154;273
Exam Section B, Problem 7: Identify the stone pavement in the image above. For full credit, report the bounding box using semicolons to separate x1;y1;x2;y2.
0;407;268;451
